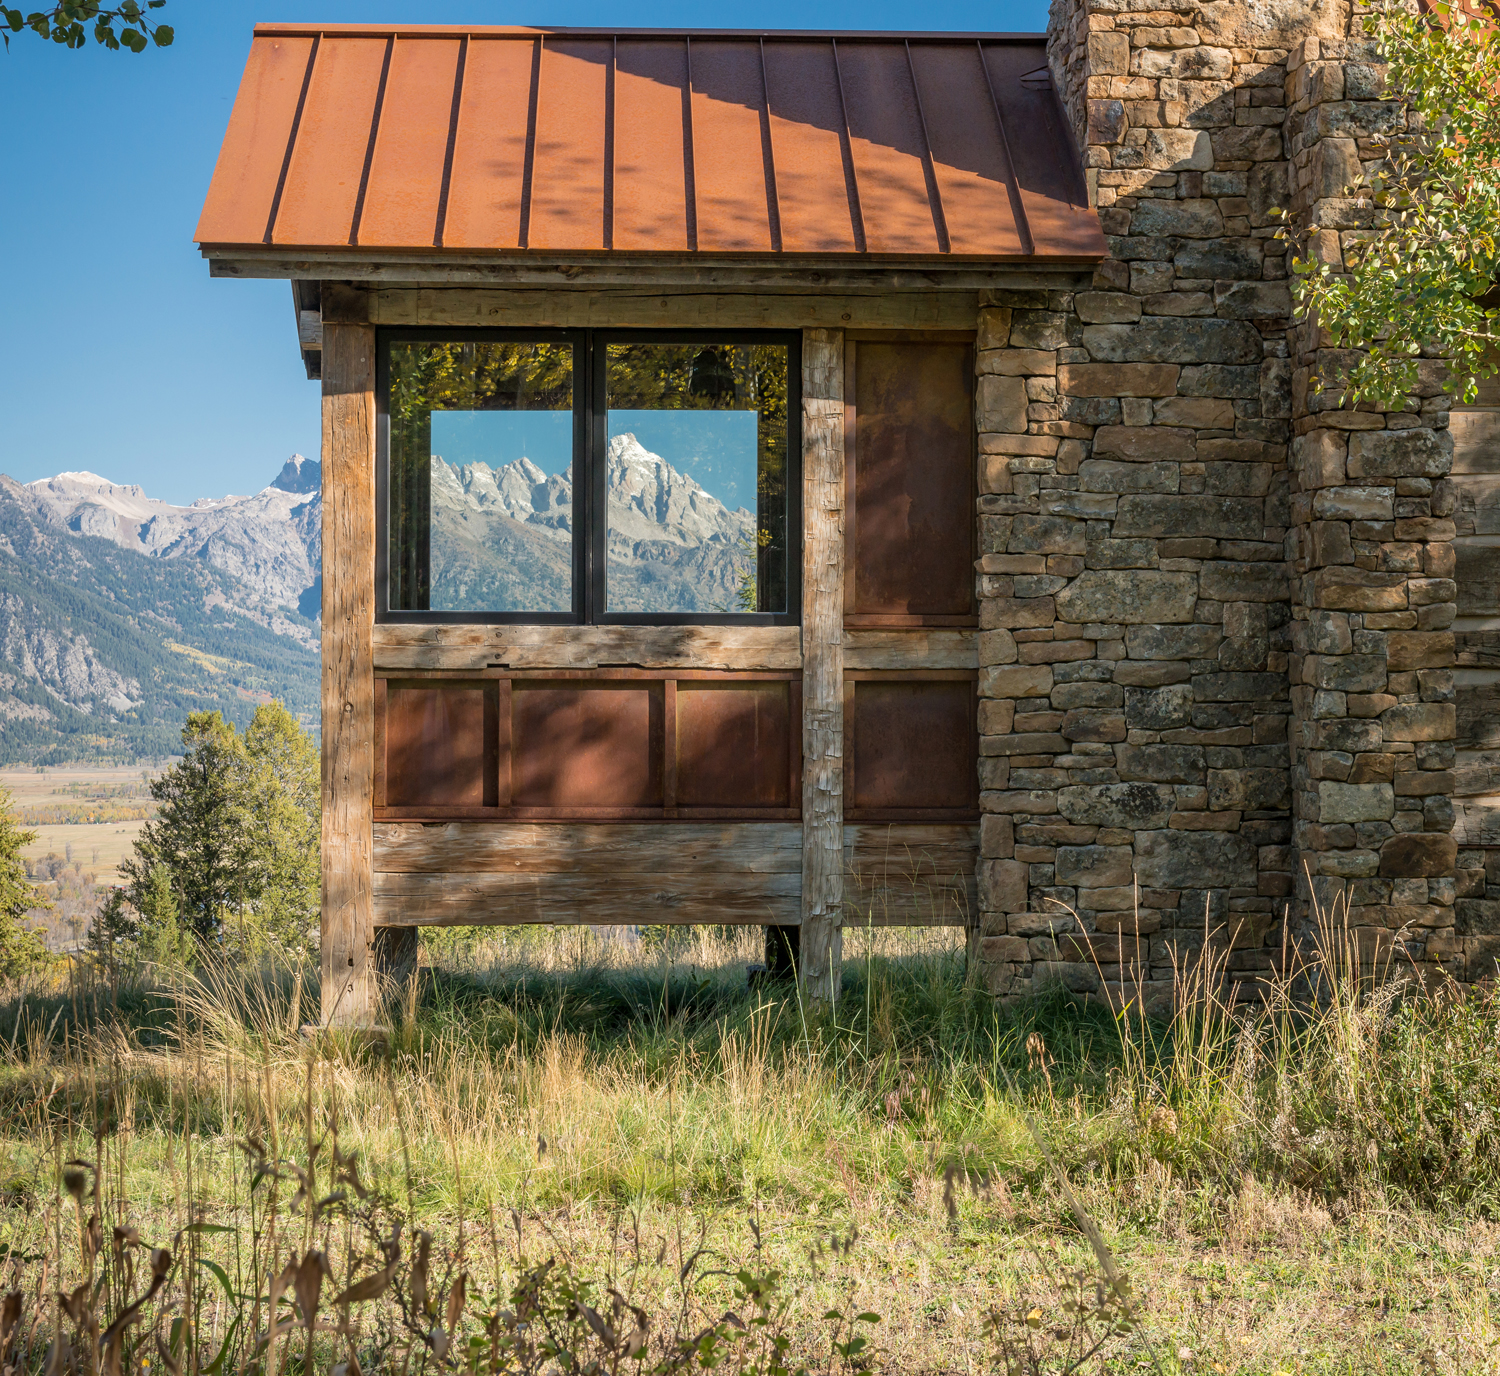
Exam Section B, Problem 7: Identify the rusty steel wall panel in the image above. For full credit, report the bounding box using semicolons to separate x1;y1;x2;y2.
195;34;315;245
357;36;463;247
849;340;975;620
614;39;692;250
272;35;389;246
441;37;536;249
848;678;976;813
385;681;498;807
687;40;775;252
512;680;664;808
201;28;1106;263
529;36;611;250
675;681;792;807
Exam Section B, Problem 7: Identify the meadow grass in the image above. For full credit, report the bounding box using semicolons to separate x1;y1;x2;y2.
0;921;1497;1373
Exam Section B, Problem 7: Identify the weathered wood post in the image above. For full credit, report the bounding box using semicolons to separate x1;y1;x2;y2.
320;300;377;1026
800;328;845;1001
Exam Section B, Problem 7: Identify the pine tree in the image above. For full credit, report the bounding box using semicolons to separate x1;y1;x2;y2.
136;863;192;970
86;887;139;983
123;711;245;940
0;786;48;977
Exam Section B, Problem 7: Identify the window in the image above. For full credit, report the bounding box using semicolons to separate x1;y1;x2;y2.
378;330;799;624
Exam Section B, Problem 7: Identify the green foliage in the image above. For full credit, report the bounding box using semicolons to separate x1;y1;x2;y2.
2;1;171;52
84;886;137;980
1288;0;1500;406
0;786;48;977
120;705;319;958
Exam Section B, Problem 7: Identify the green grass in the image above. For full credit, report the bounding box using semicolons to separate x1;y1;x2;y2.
0;926;1497;1373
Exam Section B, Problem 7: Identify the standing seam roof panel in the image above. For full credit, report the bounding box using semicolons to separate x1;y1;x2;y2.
613;39;691;252
760;42;859;254
441;38;535;250
687;40;775;253
272;35;389;245
357;37;464;247
528;37;610;250
197;28;1105;261
195;34;314;245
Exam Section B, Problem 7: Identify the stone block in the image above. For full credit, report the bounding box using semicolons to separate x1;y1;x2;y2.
1386;631;1454;670
1313;566;1408;612
1082;318;1263;365
979;348;1058;377
1346;428;1450;480
1207;767;1289;811
1304;653;1385;692
1078;459;1180;492
1010;311;1069;350
1134;829;1257;888
979;934;1030;963
1088;29;1130;75
979;860;1029;913
1126;684;1194;730
1075;292;1142;324
1055;845;1134;888
980;664;1055;698
1125;624;1222;659
1041;490;1118;519
1313;486;1393;521
1179;363;1261;398
1114;661;1193;687
1141;128;1214;170
1115;495;1263;540
1092;426;1196;462
1058;362;1180;397
979;699;1016;735
1193;671;1286;701
1318;781;1395;823
1136;46;1233;80
976;374;1028;434
1152;396;1235;429
1382;703;1455;741
1061;708;1127;743
1173;239;1263;280
1117;744;1205;783
1056;569;1198;624
1199;562;1289;602
1057;782;1177;829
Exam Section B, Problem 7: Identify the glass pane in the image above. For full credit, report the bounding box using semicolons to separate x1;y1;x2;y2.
388;341;574;613
604;342;789;614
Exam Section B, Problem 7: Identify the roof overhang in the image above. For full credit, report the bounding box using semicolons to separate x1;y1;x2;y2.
197;24;1105;284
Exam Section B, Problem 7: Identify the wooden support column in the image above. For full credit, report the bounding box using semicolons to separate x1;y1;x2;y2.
320;310;377;1026
800;328;845;1002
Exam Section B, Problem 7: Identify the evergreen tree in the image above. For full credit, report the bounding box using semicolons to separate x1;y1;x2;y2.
0;786;48;977
86;886;139;981
136;863;192;970
236;701;320;959
123;711;246;940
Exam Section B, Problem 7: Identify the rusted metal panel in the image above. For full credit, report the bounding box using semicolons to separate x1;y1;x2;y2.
200;27;1105;263
846;677;977;816
761;41;859;254
512;680;664;808
848;340;975;622
613;39;691;251
272;35;389;246
909;43;1027;257
529;36;611;250
688;39;775;252
195;34;315;246
675;681;793;807
831;43;940;255
357;36;463;247
441;37;536;249
384;680;498;807
979;42;1103;259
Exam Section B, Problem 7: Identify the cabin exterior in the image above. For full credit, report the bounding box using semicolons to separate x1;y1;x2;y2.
197;7;1499;1026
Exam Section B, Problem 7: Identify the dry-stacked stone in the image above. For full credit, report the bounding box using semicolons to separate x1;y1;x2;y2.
1283;26;1462;976
973;0;1475;1005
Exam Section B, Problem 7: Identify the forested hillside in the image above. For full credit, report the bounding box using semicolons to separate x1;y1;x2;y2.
0;476;318;764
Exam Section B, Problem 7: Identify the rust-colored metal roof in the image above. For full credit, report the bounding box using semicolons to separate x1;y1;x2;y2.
197;26;1103;262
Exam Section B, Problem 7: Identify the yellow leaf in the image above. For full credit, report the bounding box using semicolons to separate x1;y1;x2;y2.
1025;1308;1043;1330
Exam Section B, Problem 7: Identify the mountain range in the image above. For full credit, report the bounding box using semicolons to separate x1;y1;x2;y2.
0;436;757;763
0;458;323;765
429;433;755;613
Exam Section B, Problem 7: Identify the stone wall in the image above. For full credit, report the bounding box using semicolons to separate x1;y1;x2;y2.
972;0;1493;1001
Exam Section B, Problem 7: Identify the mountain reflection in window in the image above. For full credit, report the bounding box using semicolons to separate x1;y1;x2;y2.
387;340;576;614
606;343;788;615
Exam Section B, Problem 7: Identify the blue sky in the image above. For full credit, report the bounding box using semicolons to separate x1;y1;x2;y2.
0;0;1048;507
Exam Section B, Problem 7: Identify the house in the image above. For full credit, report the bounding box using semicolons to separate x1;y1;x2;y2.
196;5;1496;1024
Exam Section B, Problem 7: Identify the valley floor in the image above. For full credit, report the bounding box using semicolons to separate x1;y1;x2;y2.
0;928;1496;1374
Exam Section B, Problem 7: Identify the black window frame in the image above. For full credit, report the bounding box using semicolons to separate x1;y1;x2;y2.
375;326;803;627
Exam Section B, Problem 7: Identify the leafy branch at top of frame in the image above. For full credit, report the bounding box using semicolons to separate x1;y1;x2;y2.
2;2;171;53
1279;0;1500;410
